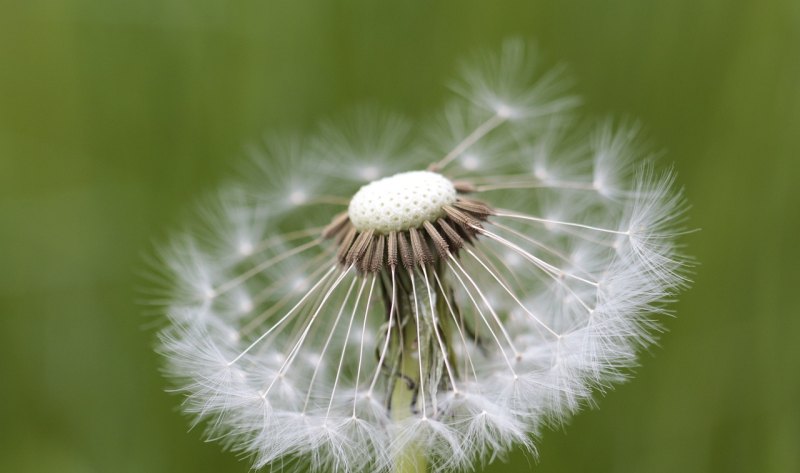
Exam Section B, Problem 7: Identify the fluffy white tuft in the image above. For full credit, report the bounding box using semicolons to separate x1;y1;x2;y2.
153;39;689;472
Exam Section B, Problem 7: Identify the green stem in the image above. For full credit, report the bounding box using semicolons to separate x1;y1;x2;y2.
389;271;428;473
391;338;427;472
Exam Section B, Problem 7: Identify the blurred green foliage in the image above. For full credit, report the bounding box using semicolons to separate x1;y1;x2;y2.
1;1;798;472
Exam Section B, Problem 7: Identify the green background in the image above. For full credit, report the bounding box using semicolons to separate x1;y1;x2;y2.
1;1;798;472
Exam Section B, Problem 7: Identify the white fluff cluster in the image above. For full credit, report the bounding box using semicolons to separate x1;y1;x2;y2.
153;39;688;472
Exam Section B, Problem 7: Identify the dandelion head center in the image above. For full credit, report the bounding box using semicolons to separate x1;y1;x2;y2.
323;170;492;273
348;170;457;233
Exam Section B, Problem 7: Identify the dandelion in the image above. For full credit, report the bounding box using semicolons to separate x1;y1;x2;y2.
154;39;689;473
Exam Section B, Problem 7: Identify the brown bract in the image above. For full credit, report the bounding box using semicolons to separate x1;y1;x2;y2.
322;195;494;273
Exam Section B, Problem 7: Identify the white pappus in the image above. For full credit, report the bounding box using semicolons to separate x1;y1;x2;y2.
152;39;690;473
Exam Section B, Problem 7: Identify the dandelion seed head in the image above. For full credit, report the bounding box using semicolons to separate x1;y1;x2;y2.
494;103;513;118
360;165;381;182
288;189;308;206
348;171;457;233
461;153;480;171
154;38;690;473
237;240;254;256
238;297;253;314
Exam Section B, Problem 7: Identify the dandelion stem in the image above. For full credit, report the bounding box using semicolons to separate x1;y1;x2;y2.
388;270;428;473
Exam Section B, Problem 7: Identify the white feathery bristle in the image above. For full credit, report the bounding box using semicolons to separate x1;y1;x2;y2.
317;107;417;184
450;38;580;122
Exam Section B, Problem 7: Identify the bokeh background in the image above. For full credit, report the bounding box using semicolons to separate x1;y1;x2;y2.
1;1;798;472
